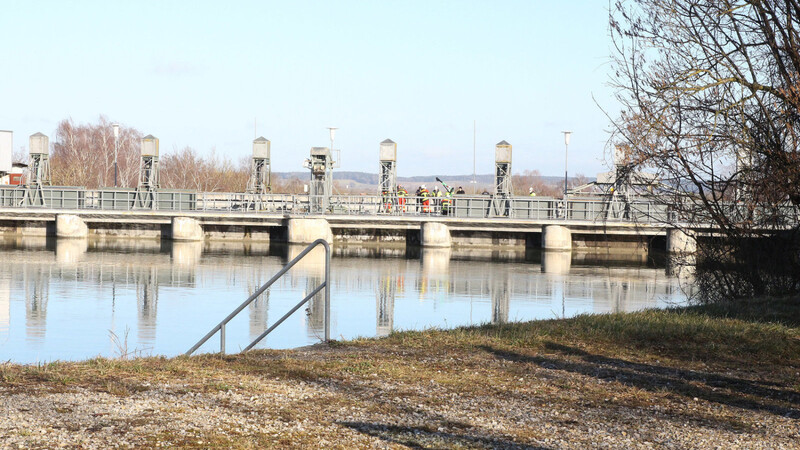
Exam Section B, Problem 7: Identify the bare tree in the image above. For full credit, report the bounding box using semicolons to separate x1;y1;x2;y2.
611;0;800;301
160;146;248;192
51;116;142;188
512;170;562;196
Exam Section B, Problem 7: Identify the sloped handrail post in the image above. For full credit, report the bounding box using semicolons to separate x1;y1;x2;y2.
186;238;331;356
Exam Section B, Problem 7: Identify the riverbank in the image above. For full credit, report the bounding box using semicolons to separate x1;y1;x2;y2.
1;298;799;448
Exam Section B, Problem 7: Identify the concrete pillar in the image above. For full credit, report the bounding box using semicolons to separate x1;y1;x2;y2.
287;218;333;245
56;214;88;238
542;225;572;251
667;228;697;254
420;222;451;248
171;217;204;241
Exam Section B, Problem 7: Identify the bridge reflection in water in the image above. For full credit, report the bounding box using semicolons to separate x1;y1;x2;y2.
0;238;695;363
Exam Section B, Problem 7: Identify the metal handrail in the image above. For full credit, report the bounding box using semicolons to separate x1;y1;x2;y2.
186;238;331;355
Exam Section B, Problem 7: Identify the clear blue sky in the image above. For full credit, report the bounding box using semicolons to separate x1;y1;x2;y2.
1;0;616;177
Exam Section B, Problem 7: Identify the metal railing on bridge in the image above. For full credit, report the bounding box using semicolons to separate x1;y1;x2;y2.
0;185;673;223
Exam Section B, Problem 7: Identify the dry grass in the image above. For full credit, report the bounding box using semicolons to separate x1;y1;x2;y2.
1;297;799;448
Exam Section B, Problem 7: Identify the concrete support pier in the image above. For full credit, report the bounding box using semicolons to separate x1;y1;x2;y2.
420;222;451;248
56;214;88;238
171;217;204;241
542;225;572;251
667;228;697;254
287;218;333;244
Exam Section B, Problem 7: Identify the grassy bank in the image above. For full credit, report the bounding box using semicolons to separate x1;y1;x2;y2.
1;298;799;448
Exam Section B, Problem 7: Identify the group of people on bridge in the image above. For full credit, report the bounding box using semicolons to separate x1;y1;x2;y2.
382;183;539;215
383;184;467;215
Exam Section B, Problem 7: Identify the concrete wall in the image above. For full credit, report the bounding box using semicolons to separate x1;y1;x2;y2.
332;227;407;244
449;230;528;248
571;234;649;253
203;224;273;242
0;220;52;237
87;223;163;239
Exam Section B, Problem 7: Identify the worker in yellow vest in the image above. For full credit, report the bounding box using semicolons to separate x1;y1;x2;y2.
441;191;452;215
432;186;441;213
420;185;430;213
397;185;408;212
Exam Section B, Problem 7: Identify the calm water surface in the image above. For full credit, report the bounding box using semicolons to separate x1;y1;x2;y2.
0;238;694;364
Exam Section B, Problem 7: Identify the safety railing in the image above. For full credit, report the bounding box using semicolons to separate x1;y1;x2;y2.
186;238;331;355
8;185;792;226
0;186;677;223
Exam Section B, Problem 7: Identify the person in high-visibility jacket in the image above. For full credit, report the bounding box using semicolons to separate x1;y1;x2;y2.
381;189;392;212
441;191;452;215
529;187;537;197
432;186;442;213
419;185;430;213
397;185;408;212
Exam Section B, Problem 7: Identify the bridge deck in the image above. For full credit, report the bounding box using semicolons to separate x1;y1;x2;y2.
0;207;667;236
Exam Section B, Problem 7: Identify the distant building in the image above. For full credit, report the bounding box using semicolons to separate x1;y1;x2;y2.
0;162;27;185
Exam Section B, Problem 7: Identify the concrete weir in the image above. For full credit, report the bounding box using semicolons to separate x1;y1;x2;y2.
420;222;451;248
287;218;333;244
541;225;571;251
0;208;687;253
56;214;88;238
171;217;204;241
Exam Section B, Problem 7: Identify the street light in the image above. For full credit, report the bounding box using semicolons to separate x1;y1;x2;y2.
327;126;337;156
562;131;572;198
112;123;119;187
327;126;337;190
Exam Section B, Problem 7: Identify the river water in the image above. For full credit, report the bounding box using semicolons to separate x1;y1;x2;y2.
0;238;694;364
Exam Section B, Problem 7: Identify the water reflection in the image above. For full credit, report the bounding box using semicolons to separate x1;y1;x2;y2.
136;266;158;344
287;245;327;339
24;263;49;342
376;275;396;337
542;251;571;274
491;271;510;324
55;239;87;265
0;239;696;363
171;241;203;268
0;277;9;336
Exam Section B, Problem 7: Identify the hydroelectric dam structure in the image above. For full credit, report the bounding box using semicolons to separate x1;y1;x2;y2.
0;132;749;255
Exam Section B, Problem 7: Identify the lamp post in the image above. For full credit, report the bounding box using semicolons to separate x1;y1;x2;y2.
327;126;337;157
112;123;119;187
327;126;337;190
562;131;572;198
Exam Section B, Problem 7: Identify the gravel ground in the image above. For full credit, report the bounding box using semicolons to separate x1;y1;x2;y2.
1;344;798;449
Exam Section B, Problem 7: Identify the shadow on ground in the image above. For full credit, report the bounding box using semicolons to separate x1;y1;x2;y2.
337;421;548;450
480;342;800;419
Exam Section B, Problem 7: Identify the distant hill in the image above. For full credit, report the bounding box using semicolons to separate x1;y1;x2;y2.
273;171;570;184
272;171;586;194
